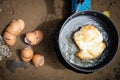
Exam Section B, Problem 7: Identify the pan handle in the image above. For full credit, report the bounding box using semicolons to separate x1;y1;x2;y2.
72;0;91;13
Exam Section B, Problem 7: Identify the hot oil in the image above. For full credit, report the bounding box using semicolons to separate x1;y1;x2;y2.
59;15;110;67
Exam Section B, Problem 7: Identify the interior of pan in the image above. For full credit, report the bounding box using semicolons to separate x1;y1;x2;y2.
58;10;119;72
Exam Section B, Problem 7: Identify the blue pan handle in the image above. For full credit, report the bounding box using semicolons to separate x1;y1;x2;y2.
72;0;91;13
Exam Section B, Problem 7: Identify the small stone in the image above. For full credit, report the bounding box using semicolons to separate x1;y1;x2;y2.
10;10;14;15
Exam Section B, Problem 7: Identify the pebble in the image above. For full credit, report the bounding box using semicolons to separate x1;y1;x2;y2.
0;35;12;60
10;10;14;15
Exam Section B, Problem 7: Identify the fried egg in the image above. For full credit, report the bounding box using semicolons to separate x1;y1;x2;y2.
73;25;106;60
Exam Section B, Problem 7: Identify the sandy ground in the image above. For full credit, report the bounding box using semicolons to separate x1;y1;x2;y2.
0;0;120;80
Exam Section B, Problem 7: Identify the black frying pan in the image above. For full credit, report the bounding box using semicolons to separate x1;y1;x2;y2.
55;10;119;73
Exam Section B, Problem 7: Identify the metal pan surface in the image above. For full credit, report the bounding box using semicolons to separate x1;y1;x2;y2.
56;10;119;73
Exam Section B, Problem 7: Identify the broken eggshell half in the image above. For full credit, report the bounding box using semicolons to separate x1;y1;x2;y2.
32;54;45;67
20;46;34;62
24;30;44;45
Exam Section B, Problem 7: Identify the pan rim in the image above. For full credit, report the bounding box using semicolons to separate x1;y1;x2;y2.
57;10;119;73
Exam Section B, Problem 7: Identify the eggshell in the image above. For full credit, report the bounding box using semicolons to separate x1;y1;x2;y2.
25;32;37;45
21;56;32;62
3;31;16;46
34;30;44;44
6;19;25;36
32;54;44;67
17;19;25;31
21;46;34;62
25;30;44;45
6;24;20;36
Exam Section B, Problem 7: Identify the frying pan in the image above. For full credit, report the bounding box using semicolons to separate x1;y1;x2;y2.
55;10;119;73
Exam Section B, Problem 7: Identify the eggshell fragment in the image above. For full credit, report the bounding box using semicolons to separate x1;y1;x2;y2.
3;32;16;46
32;54;44;67
6;25;20;36
25;30;44;45
4;19;25;46
34;30;44;44
17;19;25;31
25;32;36;45
6;19;25;36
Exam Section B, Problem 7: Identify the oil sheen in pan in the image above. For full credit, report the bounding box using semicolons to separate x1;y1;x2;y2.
59;15;111;68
